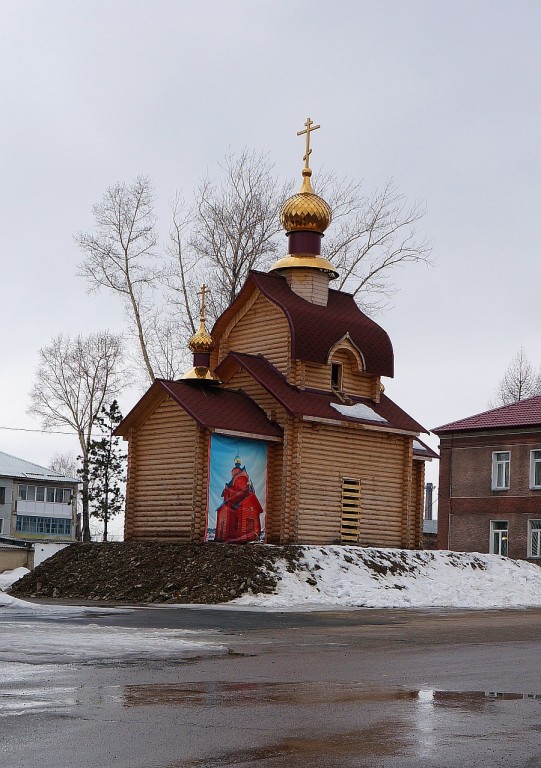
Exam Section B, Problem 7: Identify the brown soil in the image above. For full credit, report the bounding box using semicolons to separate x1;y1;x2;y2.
8;542;303;604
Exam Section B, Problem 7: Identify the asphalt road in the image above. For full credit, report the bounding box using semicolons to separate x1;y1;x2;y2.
2;606;541;768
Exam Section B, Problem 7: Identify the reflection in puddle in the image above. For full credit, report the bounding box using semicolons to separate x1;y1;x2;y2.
121;681;541;709
2;680;540;722
173;721;409;767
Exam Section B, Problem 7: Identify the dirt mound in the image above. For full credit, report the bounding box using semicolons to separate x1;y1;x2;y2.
8;542;302;604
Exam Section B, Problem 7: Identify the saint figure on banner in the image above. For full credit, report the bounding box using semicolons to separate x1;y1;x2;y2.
214;454;263;543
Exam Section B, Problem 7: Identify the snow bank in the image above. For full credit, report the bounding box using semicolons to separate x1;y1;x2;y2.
0;567;30;592
232;547;541;609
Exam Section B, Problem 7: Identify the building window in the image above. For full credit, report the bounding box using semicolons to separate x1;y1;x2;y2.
492;451;510;490
17;485;73;504
331;362;343;390
0;487;5;505
490;520;509;556
15;515;72;536
530;451;541;489
529;520;541;558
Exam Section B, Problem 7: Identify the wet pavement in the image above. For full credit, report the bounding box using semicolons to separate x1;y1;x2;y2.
2;606;541;767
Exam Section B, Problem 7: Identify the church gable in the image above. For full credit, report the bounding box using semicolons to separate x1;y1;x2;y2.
212;289;290;376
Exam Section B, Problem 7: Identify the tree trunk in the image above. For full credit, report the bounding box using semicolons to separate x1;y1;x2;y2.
81;452;91;542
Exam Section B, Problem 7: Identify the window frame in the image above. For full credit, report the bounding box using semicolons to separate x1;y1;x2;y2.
331;362;343;391
0;486;5;505
491;451;510;491
15;515;72;536
528;519;541;558
530;450;541;490
489;519;509;556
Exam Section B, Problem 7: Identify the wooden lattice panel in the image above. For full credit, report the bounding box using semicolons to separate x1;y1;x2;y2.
341;477;361;543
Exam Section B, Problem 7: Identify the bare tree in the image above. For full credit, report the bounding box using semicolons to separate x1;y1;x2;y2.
28;332;126;541
78;152;432;381
318;176;432;313
76;177;159;383
491;347;541;406
188;150;291;318
49;452;79;478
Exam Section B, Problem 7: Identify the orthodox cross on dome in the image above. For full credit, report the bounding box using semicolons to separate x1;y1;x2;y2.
297;117;320;170
198;283;208;323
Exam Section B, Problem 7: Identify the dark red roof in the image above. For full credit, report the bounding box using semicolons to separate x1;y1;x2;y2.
433;395;541;434
216;352;426;434
212;270;394;377
413;437;439;460
116;379;282;440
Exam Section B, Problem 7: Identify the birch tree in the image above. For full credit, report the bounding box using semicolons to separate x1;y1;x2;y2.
28;332;125;542
76;177;160;382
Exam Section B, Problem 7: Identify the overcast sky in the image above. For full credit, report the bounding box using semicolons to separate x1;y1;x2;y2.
2;0;540;497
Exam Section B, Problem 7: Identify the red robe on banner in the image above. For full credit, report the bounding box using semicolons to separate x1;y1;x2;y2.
214;459;263;543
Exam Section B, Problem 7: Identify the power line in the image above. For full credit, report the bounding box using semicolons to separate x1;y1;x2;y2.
0;425;101;437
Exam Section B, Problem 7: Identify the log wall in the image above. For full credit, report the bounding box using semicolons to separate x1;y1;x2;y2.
126;396;199;541
216;292;290;375
411;460;425;549
295;423;414;547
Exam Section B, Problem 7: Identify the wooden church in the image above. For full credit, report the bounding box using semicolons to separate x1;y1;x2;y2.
116;120;436;547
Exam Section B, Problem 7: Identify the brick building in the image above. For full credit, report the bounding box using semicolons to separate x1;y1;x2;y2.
434;396;541;560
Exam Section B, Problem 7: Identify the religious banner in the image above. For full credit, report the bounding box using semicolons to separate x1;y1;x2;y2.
205;434;267;543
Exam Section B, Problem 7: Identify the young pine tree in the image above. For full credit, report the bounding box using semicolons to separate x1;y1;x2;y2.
87;400;126;541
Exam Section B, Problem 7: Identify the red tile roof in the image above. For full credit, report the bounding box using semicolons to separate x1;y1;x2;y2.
216;352;426;434
116;379;283;440
212;271;394;377
433;395;541;434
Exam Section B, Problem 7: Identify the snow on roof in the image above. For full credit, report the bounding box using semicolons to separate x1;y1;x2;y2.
330;402;388;422
0;451;78;483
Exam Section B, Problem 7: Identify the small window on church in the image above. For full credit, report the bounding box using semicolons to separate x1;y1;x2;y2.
331;362;343;390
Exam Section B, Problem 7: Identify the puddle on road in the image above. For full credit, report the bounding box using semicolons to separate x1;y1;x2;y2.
122;680;541;709
2;679;541;718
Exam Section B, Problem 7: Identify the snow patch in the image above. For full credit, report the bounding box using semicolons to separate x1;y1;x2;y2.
330;402;388;422
0;567;30;591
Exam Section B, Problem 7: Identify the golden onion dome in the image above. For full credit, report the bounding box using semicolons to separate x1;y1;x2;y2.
280;168;332;234
188;320;215;354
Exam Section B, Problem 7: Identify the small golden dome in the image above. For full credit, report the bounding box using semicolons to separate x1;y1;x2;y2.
188;320;214;354
280;169;332;234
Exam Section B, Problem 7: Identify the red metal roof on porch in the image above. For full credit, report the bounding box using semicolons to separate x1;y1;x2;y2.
116;379;283;440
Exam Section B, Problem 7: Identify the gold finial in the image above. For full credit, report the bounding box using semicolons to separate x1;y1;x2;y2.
188;283;214;355
181;283;221;382
297;117;320;193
